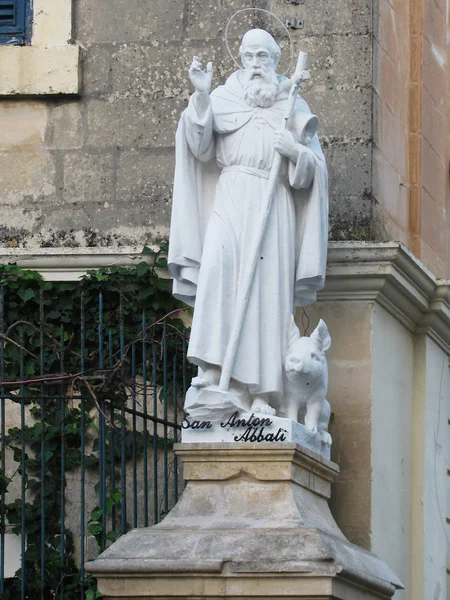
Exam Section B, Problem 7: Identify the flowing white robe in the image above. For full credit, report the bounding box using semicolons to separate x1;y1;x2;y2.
168;71;328;396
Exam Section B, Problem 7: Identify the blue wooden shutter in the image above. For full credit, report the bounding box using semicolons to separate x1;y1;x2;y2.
0;0;31;45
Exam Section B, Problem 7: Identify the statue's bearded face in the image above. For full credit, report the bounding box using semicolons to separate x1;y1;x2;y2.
240;44;279;108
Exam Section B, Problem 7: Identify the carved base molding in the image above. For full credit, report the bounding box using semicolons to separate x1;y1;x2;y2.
86;443;402;599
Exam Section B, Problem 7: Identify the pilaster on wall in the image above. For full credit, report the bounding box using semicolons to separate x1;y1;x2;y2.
305;241;450;599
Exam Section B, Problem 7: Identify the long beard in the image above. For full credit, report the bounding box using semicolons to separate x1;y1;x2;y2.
242;69;279;108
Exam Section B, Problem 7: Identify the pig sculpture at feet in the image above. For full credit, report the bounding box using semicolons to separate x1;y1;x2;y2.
284;318;332;446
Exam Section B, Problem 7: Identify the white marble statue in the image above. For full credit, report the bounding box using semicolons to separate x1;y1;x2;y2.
168;28;328;428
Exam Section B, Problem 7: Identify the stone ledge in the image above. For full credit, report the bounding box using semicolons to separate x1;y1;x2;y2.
0;45;81;95
0;247;153;280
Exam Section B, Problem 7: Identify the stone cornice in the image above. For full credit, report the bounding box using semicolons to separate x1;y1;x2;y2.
1;242;449;353
322;242;450;355
0;247;154;281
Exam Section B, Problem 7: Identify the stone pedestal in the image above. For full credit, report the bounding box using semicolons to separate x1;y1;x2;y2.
86;442;402;599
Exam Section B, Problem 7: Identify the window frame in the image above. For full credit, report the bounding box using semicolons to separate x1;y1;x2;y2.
0;0;80;95
0;0;32;46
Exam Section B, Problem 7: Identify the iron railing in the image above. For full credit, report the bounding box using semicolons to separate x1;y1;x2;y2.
0;288;191;599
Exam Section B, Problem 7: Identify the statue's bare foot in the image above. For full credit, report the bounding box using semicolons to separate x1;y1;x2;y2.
191;367;220;388
251;397;276;416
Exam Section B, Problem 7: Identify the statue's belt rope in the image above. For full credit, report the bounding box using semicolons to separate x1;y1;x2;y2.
221;165;270;179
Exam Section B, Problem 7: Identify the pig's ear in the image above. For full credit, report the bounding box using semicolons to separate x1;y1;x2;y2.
287;314;300;348
310;319;331;353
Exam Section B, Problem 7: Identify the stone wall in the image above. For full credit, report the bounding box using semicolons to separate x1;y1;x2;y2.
0;0;372;248
373;0;450;278
1;0;448;274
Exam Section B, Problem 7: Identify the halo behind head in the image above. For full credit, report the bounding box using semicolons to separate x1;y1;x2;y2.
224;8;293;76
239;28;281;67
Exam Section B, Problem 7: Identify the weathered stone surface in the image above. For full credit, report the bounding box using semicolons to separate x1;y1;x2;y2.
326;140;371;198
75;0;184;44
45;101;84;150
83;44;114;97
84;99;117;148
116;150;174;235
298;34;372;91
272;0;371;36
0;151;56;205
186;0;261;41
329;195;374;241
86;98;187;149
0;102;48;151
63;151;115;206
110;42;232;101
116;99;187;149
0;205;45;246
325;140;373;240
308;86;372;139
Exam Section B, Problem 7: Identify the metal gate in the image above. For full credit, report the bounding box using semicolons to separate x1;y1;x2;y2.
0;286;191;599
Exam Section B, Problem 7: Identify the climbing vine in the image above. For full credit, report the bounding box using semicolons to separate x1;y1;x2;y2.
0;245;191;599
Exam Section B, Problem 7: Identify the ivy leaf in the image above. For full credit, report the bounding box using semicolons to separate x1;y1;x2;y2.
156;256;168;268
88;522;102;535
106;530;120;542
47;310;61;319
17;288;35;303
138;287;154;300
90;507;103;522
110;490;122;503
85;587;102;600
136;262;149;277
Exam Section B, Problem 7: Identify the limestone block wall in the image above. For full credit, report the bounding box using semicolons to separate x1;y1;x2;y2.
373;0;450;278
0;0;373;248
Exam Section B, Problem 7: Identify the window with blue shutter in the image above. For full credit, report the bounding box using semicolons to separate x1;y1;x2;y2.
0;0;31;45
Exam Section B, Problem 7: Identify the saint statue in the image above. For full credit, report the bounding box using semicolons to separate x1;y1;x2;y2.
168;28;328;417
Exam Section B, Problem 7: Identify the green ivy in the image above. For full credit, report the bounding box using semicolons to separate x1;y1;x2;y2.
0;245;191;599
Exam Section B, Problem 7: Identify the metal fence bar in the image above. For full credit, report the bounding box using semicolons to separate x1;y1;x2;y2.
163;323;169;516
39;290;45;600
142;312;149;527
152;341;158;524
119;294;127;535
108;328;117;534
0;288;5;596
173;356;178;503
79;293;86;597
19;326;26;600
132;342;138;529
98;293;107;551
59;324;65;600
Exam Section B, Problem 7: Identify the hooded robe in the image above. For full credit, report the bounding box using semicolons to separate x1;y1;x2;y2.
168;71;328;396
